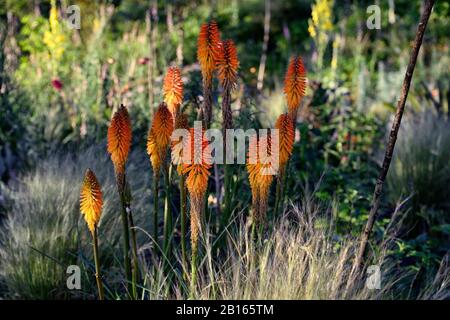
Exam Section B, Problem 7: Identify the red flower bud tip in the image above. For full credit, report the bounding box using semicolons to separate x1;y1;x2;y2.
51;78;63;91
138;57;150;65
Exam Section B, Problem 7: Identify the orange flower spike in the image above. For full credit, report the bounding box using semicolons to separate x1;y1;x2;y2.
147;103;174;172
284;56;307;116
163;66;184;116
197;20;221;82
183;128;212;197
182;128;212;250
80;169;103;234
147;131;161;172
171;113;190;175
107;105;132;171
217;39;239;90
246;134;274;222
275;113;295;169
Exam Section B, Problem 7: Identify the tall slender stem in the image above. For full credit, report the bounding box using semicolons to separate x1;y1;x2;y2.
202;80;213;128
274;169;283;217
92;227;105;300
180;174;187;277
163;164;172;256
127;206;139;299
349;0;435;283
119;191;133;291
190;243;198;299
221;87;233;244
153;172;159;249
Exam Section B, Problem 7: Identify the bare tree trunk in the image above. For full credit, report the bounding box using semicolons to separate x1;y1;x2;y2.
256;0;271;91
348;0;435;285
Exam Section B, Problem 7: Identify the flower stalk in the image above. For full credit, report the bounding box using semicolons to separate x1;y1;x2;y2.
217;39;239;231
107;105;136;296
183;129;211;296
80;169;105;300
247;134;274;234
147;103;174;255
197;20;221;128
273;113;295;216
172;113;190;275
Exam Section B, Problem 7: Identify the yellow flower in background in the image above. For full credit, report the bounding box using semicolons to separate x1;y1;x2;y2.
309;0;334;34
92;18;102;34
308;0;334;69
43;0;66;63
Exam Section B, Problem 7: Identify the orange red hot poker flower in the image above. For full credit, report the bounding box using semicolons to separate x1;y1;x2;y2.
247;134;275;222
80;169;103;234
183;128;212;247
183;128;212;197
107;105;132;172
284;56;307;118
275;113;295;169
171;113;190;175
163;66;183;117
197;20;221;82
147;103;174;173
217;39;239;90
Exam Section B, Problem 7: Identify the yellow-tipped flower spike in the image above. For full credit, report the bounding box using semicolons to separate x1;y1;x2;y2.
217;39;239;91
275;113;295;169
107;105;132;172
163;66;184;117
284;56;307;118
197;20;221;82
183;128;212;248
80;169;103;234
183;128;212;197
147;103;174;173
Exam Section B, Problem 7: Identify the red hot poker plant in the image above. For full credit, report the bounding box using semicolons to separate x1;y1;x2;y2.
182;128;212;295
107;105;132;185
284;56;307;120
247;134;274;228
80;168;105;300
163;66;184;119
106;105;137;295
274;113;295;216
217;39;239;228
171;112;190;272
197;20;221;128
146;103;174;249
